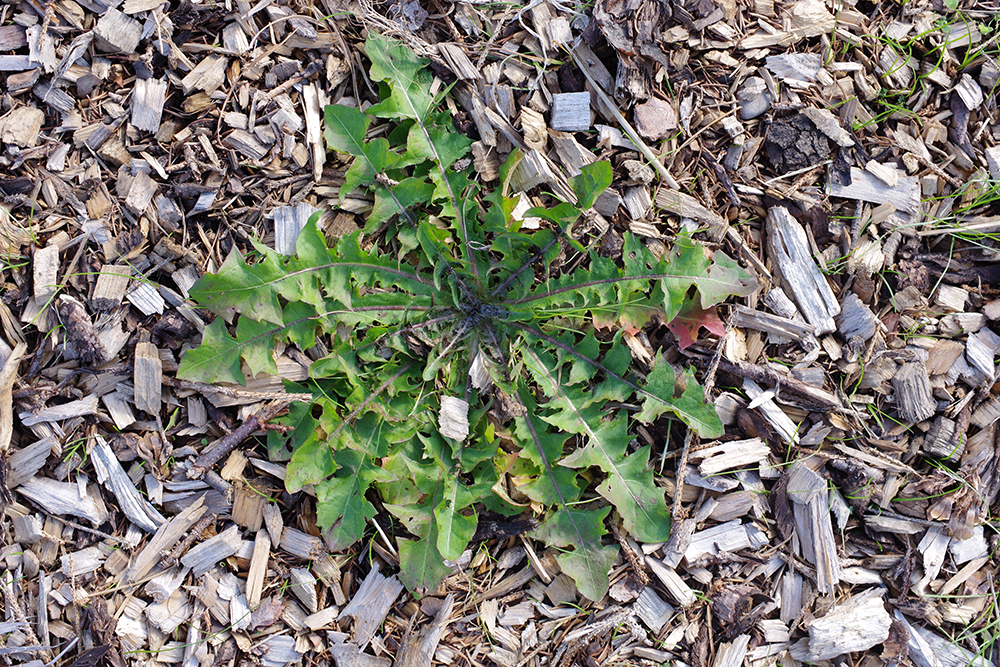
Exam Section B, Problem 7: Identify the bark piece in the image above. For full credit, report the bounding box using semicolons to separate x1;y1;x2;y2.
765;114;830;172
338;565;404;650
786;461;841;593
826;167;921;215
0;106;44;147
131;78;167;133
790;588;891;660
766;206;840;334
54;296;100;367
94;9;142;53
17;477;109;525
892;361;935;423
181;524;244;576
134;335;162;416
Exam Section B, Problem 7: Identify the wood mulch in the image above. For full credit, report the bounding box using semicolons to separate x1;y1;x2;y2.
1;0;999;665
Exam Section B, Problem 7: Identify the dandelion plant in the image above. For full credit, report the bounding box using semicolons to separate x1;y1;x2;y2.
178;34;756;599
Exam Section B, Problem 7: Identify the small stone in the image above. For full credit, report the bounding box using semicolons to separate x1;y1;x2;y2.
633;98;677;141
737;77;771;120
723;145;744;171
76;74;100;97
134;60;152;80
622;159;655;184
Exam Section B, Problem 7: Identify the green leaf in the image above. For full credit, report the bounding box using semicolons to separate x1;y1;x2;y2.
398;533;451;596
365;34;434;121
433;476;477;561
324;104;370;156
367;177;435;229
190;248;284;325
636;357;723;438
569;161;613;209
177;318;245;384
268;400;316;461
532;506;618;601
315;450;388;550
286;433;335;493
235;317;278;376
407;123;471;170
524;347;670;543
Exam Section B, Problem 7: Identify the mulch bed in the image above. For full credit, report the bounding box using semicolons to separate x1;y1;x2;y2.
1;0;1000;665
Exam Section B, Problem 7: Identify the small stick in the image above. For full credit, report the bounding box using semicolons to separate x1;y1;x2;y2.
187;401;288;478
161;511;218;568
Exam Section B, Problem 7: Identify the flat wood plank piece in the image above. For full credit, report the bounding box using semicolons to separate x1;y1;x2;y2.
550;92;591;132
826;167;920;215
125;170;158;214
131;78;168;133
891;361;935;423
438;43;481;82
122;497;207;584
92;264;131;310
655;188;727;228
134;336;162;416
32;245;59;305
273;203;319;255
766;206;840;334
0;106;44;147
20;394;98;426
302;83;325;181
394;594;454;667
693;438;770;476
223;129;269;161
180;55;227;95
894;610;994;667
714;636;751;667
289;567;318;613
246;531;270;607
646;558;697;606
8;438;54;489
0;25;27;50
181;524;243;576
682;519;751;564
